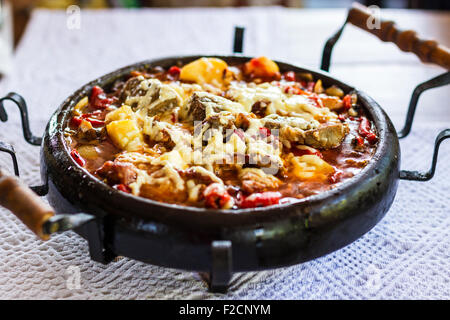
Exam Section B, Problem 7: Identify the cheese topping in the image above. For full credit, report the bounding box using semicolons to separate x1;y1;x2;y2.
71;57;369;209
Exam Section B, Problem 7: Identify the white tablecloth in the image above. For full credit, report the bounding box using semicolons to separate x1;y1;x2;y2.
0;8;448;299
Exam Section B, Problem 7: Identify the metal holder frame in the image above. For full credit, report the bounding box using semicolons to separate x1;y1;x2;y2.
321;21;450;182
0;92;42;146
0;141;18;176
0;24;447;293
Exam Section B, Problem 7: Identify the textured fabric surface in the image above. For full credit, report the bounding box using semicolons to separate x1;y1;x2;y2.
0;8;448;300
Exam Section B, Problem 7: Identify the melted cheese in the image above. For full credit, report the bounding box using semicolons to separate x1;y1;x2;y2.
125;78;182;119
109;77;345;200
228;82;337;122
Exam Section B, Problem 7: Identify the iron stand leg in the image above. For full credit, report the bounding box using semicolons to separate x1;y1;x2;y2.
209;240;232;293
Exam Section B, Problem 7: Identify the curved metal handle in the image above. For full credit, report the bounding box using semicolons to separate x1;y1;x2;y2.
399;129;450;181
0;92;42;146
347;3;450;69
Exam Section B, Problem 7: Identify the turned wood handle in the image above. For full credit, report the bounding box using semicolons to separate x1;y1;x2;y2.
0;169;54;240
347;2;450;70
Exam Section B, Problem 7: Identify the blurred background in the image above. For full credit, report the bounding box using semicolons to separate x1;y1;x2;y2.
9;0;450;47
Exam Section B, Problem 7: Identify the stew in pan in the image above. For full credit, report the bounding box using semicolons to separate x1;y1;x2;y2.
65;57;377;209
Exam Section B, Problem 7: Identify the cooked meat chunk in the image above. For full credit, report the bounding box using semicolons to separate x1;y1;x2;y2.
95;160;137;185
304;123;349;149
140;181;187;204
239;168;281;194
182;91;243;122
182;166;223;185
262;114;347;149
124;78;181;116
278;123;348;149
263;114;319;131
182;91;224;121
119;76;145;102
251;101;269;117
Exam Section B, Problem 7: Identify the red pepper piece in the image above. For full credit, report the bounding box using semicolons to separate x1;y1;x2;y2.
168;66;181;76
342;94;352;110
81;110;103;118
259;127;271;138
309;94;322;108
203;183;232;209
284;71;296;82
355;136;365;147
114;184;131;193
241;191;282;209
338;114;346;122
70;149;85;167
359;117;377;144
70;116;83;127
84;118;105;127
284;85;303;95
90;86;113;109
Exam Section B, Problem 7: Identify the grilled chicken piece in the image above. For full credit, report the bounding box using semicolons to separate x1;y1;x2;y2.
123;78;181;116
95;160;137;185
119;76;145;102
181;91;243;122
263;114;319;131
303;123;348;149
182;92;222;121
263;114;348;149
239;168;281;194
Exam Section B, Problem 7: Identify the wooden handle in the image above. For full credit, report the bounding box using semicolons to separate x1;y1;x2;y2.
347;2;450;70
0;169;54;240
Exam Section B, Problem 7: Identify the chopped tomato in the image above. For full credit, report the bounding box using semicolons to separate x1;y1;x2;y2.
72;114;105;127
168;66;181;76
114;184;131;193
81;110;103;118
84;118;105;127
342;94;352;110
309;94;323;108
70;149;85;167
204;183;232;209
354;135;365;147
359;117;377;144
284;71;296;82
90;86;113;109
70;116;83;127
241;191;282;208
284;85;303;95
